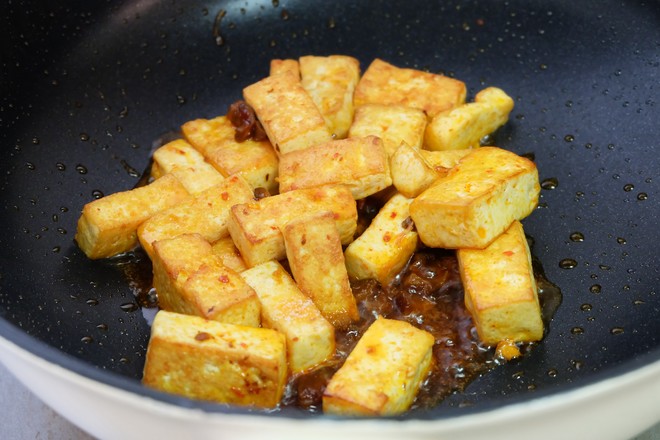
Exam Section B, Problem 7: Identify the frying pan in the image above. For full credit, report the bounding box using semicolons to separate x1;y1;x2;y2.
1;0;659;438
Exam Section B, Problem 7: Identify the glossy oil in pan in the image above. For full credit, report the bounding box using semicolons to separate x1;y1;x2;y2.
0;0;658;427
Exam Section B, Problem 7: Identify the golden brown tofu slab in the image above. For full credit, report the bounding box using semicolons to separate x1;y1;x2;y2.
270;58;300;78
418;148;473;175
410;147;540;249
457;220;544;344
282;212;359;329
75;173;190;259
150;139;225;194
152;233;261;327
348;103;427;157
424;87;515;151
143;310;287;408
278;136;391;200
353;58;466;118
323;317;434;416
344;193;418;285
241;260;335;374
299;55;361;139
137;174;254;260
181;115;279;194
243;71;333;155
227;184;357;267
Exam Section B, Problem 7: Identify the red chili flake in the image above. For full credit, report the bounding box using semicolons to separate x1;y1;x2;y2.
476;18;485;26
390;211;398;219
221;192;229;201
383;232;392;242
218;275;230;283
503;250;515;256
195;331;212;341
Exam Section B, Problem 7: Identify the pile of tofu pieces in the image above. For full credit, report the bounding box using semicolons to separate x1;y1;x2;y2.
75;56;543;416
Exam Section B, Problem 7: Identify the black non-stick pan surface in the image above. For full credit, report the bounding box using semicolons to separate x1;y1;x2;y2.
1;0;658;420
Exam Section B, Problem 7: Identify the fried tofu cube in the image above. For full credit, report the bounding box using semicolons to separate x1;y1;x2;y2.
137;174;254;259
75;173;189;259
241;260;335;373
143;310;286;408
150;139;225;194
323;317;434;416
152;233;260;327
348;104;427;157
270;58;300;78
353;58;466;119
228;185;357;267
211;236;248;273
344;193;418;285
181;115;279;194
299;55;361;138
410;147;540;249
424;87;515;151
282;212;359;329
418;148;473;176
390;143;439;198
243;71;333;155
457;220;543;344
278;136;391;200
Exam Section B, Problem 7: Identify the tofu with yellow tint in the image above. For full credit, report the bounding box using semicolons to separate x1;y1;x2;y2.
299;55;361;139
278;136;391;200
137;174;254;259
344;193;418;285
418;148;473;176
348;104;427;157
424;86;515;151
241;260;335;374
75;173;189;259
270;58;300;77
181;115;279;194
211;236;248;273
410;147;540;249
323;317;434;416
389;143;439;198
243;70;333;155
457;220;543;344
228;184;357;267
353;58;466;118
143;310;287;408
282;211;359;329
152;233;261;327
150;139;225;194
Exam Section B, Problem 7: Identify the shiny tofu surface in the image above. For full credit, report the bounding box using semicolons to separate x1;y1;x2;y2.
425;86;515;151
143;310;287;408
353;58;466;118
283;211;359;329
243;71;333;155
151;233;260;327
345;193;418;285
348;103;427;157
150;139;225;194
458;220;544;344
269;58;300;78
138;174;254;259
278;136;391;200
241;260;335;373
227;184;357;267
323;317;434;416
75;173;189;259
410;147;540;249
211;236;248;273
181;115;279;194
299;55;361;139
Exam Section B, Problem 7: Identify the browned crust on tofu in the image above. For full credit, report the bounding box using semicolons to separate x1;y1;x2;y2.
243;71;333;155
181;115;279;194
278;136;391;200
353;58;466;118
